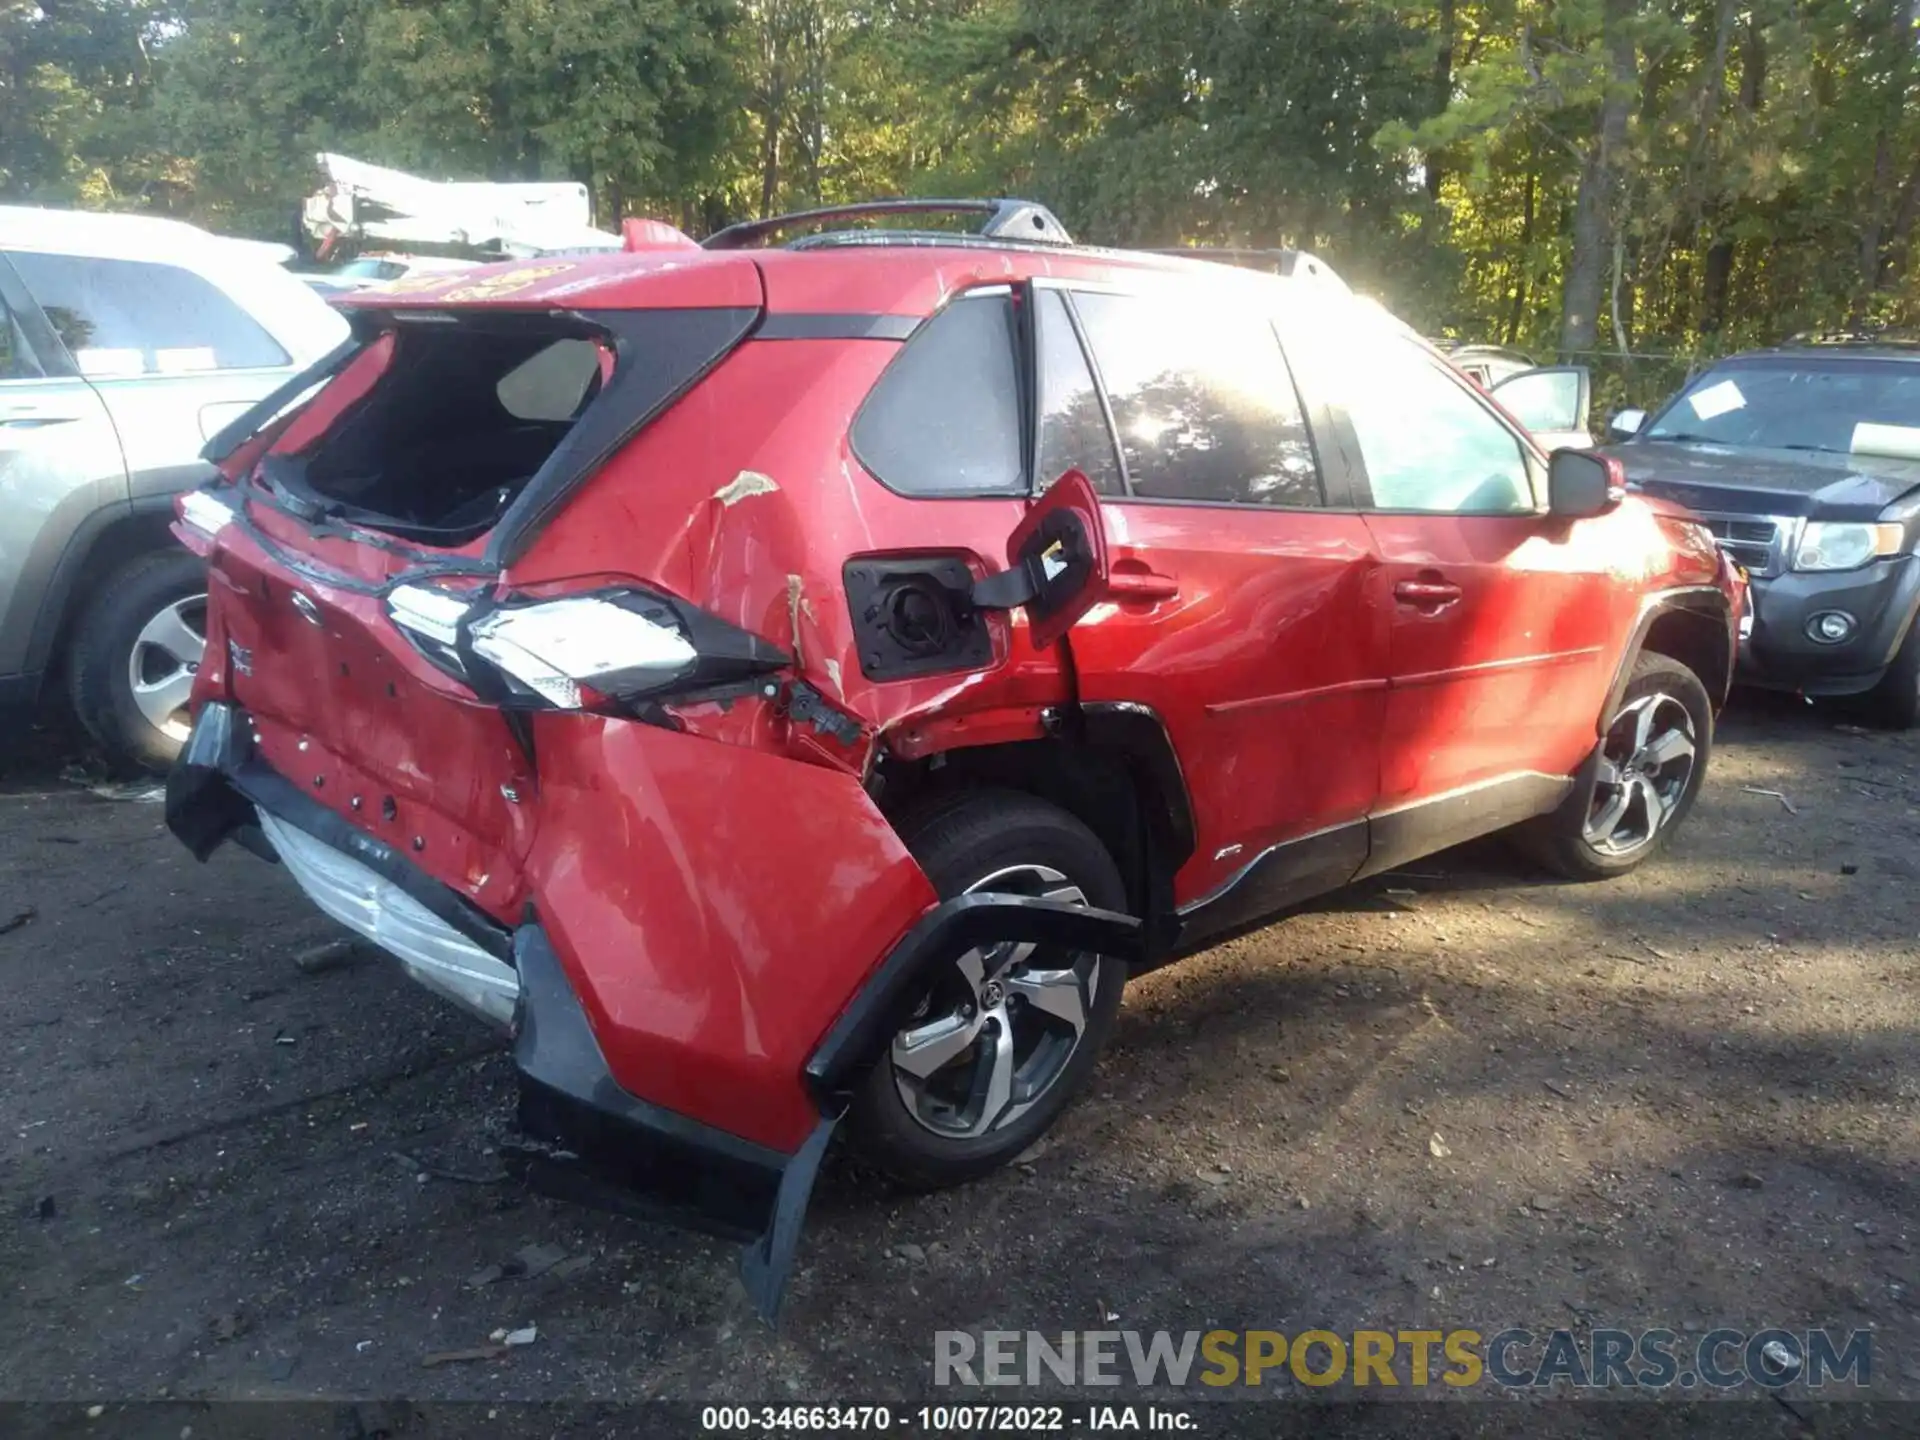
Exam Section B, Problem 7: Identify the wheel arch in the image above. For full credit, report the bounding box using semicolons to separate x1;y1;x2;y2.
1603;586;1735;728
872;701;1194;954
25;493;185;681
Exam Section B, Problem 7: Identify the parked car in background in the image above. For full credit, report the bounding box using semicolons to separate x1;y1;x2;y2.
330;253;478;289
296;272;362;298
1432;340;1594;452
165;198;1740;1316
1436;341;1537;388
1604;340;1920;725
0;207;350;771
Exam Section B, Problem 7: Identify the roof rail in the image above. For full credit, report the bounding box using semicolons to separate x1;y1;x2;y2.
1785;328;1920;349
702;198;1074;251
1145;246;1348;290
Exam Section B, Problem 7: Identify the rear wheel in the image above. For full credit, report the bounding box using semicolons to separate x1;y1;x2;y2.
848;791;1128;1189
1863;621;1920;729
67;550;208;776
1515;652;1712;880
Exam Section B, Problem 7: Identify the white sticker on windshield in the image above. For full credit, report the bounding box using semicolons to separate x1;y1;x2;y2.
1687;378;1746;421
1852;421;1920;462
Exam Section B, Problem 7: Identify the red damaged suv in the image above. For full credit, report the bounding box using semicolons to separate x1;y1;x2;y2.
166;200;1743;1315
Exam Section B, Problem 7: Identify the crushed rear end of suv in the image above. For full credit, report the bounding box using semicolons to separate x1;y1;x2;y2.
166;201;1743;1317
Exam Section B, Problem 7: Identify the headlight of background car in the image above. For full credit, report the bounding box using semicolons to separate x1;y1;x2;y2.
1794;521;1906;572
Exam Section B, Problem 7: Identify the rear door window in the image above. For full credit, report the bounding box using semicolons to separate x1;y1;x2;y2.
0;287;42;380
1034;289;1124;496
852;290;1024;496
8;251;290;377
1069;290;1324;507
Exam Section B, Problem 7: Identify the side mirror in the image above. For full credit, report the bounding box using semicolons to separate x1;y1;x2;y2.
1548;449;1626;519
1607;407;1646;440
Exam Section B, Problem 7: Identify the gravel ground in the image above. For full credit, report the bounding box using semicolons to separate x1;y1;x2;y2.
3;692;1918;1431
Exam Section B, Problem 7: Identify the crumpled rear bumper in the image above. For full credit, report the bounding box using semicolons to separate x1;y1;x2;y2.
166;701;850;1316
168;701;1149;1318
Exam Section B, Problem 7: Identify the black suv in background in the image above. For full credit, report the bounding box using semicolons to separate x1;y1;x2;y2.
1604;342;1920;725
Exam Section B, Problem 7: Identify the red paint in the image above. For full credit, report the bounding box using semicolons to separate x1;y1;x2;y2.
1366;511;1628;803
1068;505;1387;905
524;714;936;1149
179;236;1742;1160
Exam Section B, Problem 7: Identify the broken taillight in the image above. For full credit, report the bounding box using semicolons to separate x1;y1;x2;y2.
384;581;787;715
179;488;238;539
468;595;697;709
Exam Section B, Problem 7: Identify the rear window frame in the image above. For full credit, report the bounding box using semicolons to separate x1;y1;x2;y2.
222;304;761;563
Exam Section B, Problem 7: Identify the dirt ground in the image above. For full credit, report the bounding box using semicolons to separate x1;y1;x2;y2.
4;691;1919;1428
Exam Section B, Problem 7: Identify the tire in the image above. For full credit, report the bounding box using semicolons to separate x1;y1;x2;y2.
847;790;1129;1189
66;550;209;776
1863;620;1920;729
1515;652;1713;881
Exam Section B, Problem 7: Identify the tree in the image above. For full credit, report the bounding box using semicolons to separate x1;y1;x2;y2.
0;0;170;206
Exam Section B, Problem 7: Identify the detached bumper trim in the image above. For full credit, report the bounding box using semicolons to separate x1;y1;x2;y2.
510;923;791;1239
511;922;836;1322
257;809;520;1026
166;702;512;961
805;891;1146;1104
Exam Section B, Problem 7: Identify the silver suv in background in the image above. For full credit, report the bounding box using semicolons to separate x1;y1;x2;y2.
0;207;349;771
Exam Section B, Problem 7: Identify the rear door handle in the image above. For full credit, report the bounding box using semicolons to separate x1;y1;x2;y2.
1394;579;1462;609
0;405;82;428
1109;569;1180;601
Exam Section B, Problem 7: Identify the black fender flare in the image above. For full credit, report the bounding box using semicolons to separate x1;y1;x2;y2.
1077;700;1196;870
805;892;1145;1105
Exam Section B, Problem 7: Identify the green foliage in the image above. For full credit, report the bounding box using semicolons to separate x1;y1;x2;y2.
0;0;172;206
3;0;1915;392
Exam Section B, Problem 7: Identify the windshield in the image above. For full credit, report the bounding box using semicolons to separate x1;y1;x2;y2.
1645;357;1920;455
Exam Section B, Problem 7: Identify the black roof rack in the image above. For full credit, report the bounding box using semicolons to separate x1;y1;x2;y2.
1148;246;1284;271
703;198;1074;251
1144;246;1344;285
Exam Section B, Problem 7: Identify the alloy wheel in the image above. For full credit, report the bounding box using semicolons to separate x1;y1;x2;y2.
890;863;1101;1139
128;593;208;742
1582;691;1697;857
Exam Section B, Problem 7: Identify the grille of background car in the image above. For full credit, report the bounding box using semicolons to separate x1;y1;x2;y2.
1698;514;1793;577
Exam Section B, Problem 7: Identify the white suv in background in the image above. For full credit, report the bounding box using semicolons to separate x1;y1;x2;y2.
0;207;348;771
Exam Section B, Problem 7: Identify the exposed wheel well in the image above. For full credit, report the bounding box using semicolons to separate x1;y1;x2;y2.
30;504;183;681
1637;603;1733;709
873;733;1183;935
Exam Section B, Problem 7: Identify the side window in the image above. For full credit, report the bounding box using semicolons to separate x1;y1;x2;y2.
8;251;290;378
1034;289;1123;496
0;288;43;381
1070;290;1323;507
1345;339;1533;513
852;291;1023;496
495;337;604;422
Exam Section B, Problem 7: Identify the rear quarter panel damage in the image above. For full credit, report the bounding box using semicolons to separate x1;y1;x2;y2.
499;334;1076;769
524;711;938;1151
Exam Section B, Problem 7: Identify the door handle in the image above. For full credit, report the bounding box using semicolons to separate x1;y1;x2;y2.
1109;569;1180;601
1394;579;1462;610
